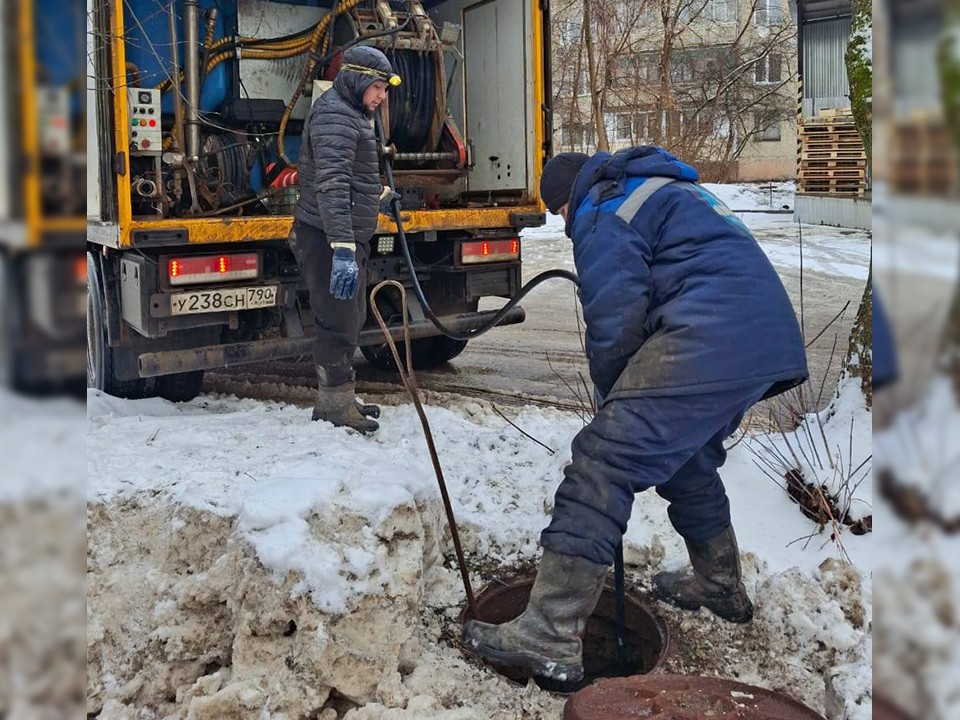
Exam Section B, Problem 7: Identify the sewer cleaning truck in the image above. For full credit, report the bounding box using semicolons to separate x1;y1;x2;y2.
0;0;86;392
87;0;553;400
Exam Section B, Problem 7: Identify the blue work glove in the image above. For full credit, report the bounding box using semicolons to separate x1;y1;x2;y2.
329;246;359;300
379;187;401;215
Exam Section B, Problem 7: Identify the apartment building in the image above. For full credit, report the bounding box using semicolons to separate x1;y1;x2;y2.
551;0;798;181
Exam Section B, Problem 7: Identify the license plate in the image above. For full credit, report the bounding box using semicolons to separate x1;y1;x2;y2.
169;286;278;316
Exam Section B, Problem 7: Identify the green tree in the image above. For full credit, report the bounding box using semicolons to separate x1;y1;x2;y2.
845;0;872;176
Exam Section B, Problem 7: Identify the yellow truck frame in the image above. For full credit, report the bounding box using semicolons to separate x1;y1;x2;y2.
87;0;553;401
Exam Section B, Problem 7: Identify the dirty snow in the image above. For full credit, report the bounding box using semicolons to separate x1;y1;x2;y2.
86;181;874;719
88;376;873;719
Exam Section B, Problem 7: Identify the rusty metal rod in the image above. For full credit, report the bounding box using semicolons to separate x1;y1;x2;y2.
369;280;475;611
614;542;627;672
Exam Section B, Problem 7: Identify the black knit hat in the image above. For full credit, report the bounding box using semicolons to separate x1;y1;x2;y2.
540;152;590;214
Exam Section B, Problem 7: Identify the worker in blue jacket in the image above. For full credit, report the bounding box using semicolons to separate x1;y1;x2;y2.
873;290;898;390
463;147;808;683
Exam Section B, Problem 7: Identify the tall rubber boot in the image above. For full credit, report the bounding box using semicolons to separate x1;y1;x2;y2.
461;550;607;682
355;399;380;419
653;525;753;623
312;383;379;434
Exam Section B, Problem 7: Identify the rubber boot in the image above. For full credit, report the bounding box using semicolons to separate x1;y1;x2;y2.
653;525;753;623
461;550;608;682
355;399;381;419
312;383;379;434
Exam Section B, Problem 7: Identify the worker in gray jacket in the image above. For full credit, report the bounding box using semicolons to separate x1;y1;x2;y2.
289;45;400;433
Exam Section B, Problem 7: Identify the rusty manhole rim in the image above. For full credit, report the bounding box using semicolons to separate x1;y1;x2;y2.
563;674;827;720
458;570;671;691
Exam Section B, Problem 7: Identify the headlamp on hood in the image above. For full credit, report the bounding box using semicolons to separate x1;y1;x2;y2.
341;62;401;87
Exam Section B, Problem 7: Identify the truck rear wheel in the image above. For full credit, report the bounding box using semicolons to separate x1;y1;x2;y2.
156;371;205;402
361;334;469;371
87;252;148;399
0;252;23;390
361;291;474;371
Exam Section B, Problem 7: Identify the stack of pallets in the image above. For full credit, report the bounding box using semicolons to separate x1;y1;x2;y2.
797;111;867;197
891;115;958;197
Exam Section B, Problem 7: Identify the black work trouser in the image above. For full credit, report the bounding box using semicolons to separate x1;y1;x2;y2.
540;382;772;567
288;219;370;386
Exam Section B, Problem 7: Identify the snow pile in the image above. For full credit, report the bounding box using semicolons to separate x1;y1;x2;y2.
88;375;874;719
1;391;85;718
87;392;450;718
702;181;795;211
875;375;960;518
873;372;960;718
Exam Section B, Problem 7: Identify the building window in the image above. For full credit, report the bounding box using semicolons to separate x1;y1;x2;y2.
558;21;581;45
605;113;634;142
566;122;595;148
755;114;781;141
703;0;736;22
670;56;695;83
635;111;654;140
755;0;783;26
754;53;783;83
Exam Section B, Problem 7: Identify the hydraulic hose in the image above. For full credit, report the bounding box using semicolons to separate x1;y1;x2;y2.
374;113;578;342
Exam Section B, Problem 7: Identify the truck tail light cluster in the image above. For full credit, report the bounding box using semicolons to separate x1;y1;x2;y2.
460;238;520;265
167;253;260;286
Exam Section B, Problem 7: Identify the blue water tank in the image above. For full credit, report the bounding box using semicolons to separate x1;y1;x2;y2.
122;0;231;115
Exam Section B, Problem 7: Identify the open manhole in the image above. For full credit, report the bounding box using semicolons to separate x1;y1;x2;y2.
563;675;826;720
459;574;668;693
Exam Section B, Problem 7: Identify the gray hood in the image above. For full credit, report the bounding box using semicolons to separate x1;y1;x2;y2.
333;45;394;114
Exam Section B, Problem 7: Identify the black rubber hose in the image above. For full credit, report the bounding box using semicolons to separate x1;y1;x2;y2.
374;113;578;342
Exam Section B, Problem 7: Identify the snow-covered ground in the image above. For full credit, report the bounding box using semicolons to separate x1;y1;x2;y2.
88;375;873;719
83;182;877;718
872;215;960;718
1;390;86;717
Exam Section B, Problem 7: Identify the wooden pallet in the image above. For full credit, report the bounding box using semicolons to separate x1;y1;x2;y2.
798;185;865;197
800;158;867;170
797;113;868;196
890;117;959;197
801;149;866;161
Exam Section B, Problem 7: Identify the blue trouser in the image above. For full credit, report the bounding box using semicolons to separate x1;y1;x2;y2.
540;383;771;566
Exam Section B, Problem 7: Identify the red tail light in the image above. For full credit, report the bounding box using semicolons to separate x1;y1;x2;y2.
167;253;260;286
461;239;520;265
75;256;87;283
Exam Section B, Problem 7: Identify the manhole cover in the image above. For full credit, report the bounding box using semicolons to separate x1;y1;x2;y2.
460;574;668;693
563;675;825;720
874;697;913;720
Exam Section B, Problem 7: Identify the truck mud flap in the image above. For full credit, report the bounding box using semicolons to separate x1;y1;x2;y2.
136;306;526;378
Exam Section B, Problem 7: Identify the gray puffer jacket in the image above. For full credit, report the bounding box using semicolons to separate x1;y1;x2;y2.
293;46;393;249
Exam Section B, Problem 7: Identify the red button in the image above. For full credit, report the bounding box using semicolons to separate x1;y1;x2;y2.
141;139;151;148
149;119;156;127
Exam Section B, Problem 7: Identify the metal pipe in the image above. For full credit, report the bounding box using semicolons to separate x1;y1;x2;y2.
183;0;201;162
137;306;526;377
167;4;185;153
394;151;459;162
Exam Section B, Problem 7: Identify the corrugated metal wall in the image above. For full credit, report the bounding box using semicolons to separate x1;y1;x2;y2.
802;17;852;116
892;15;942;115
